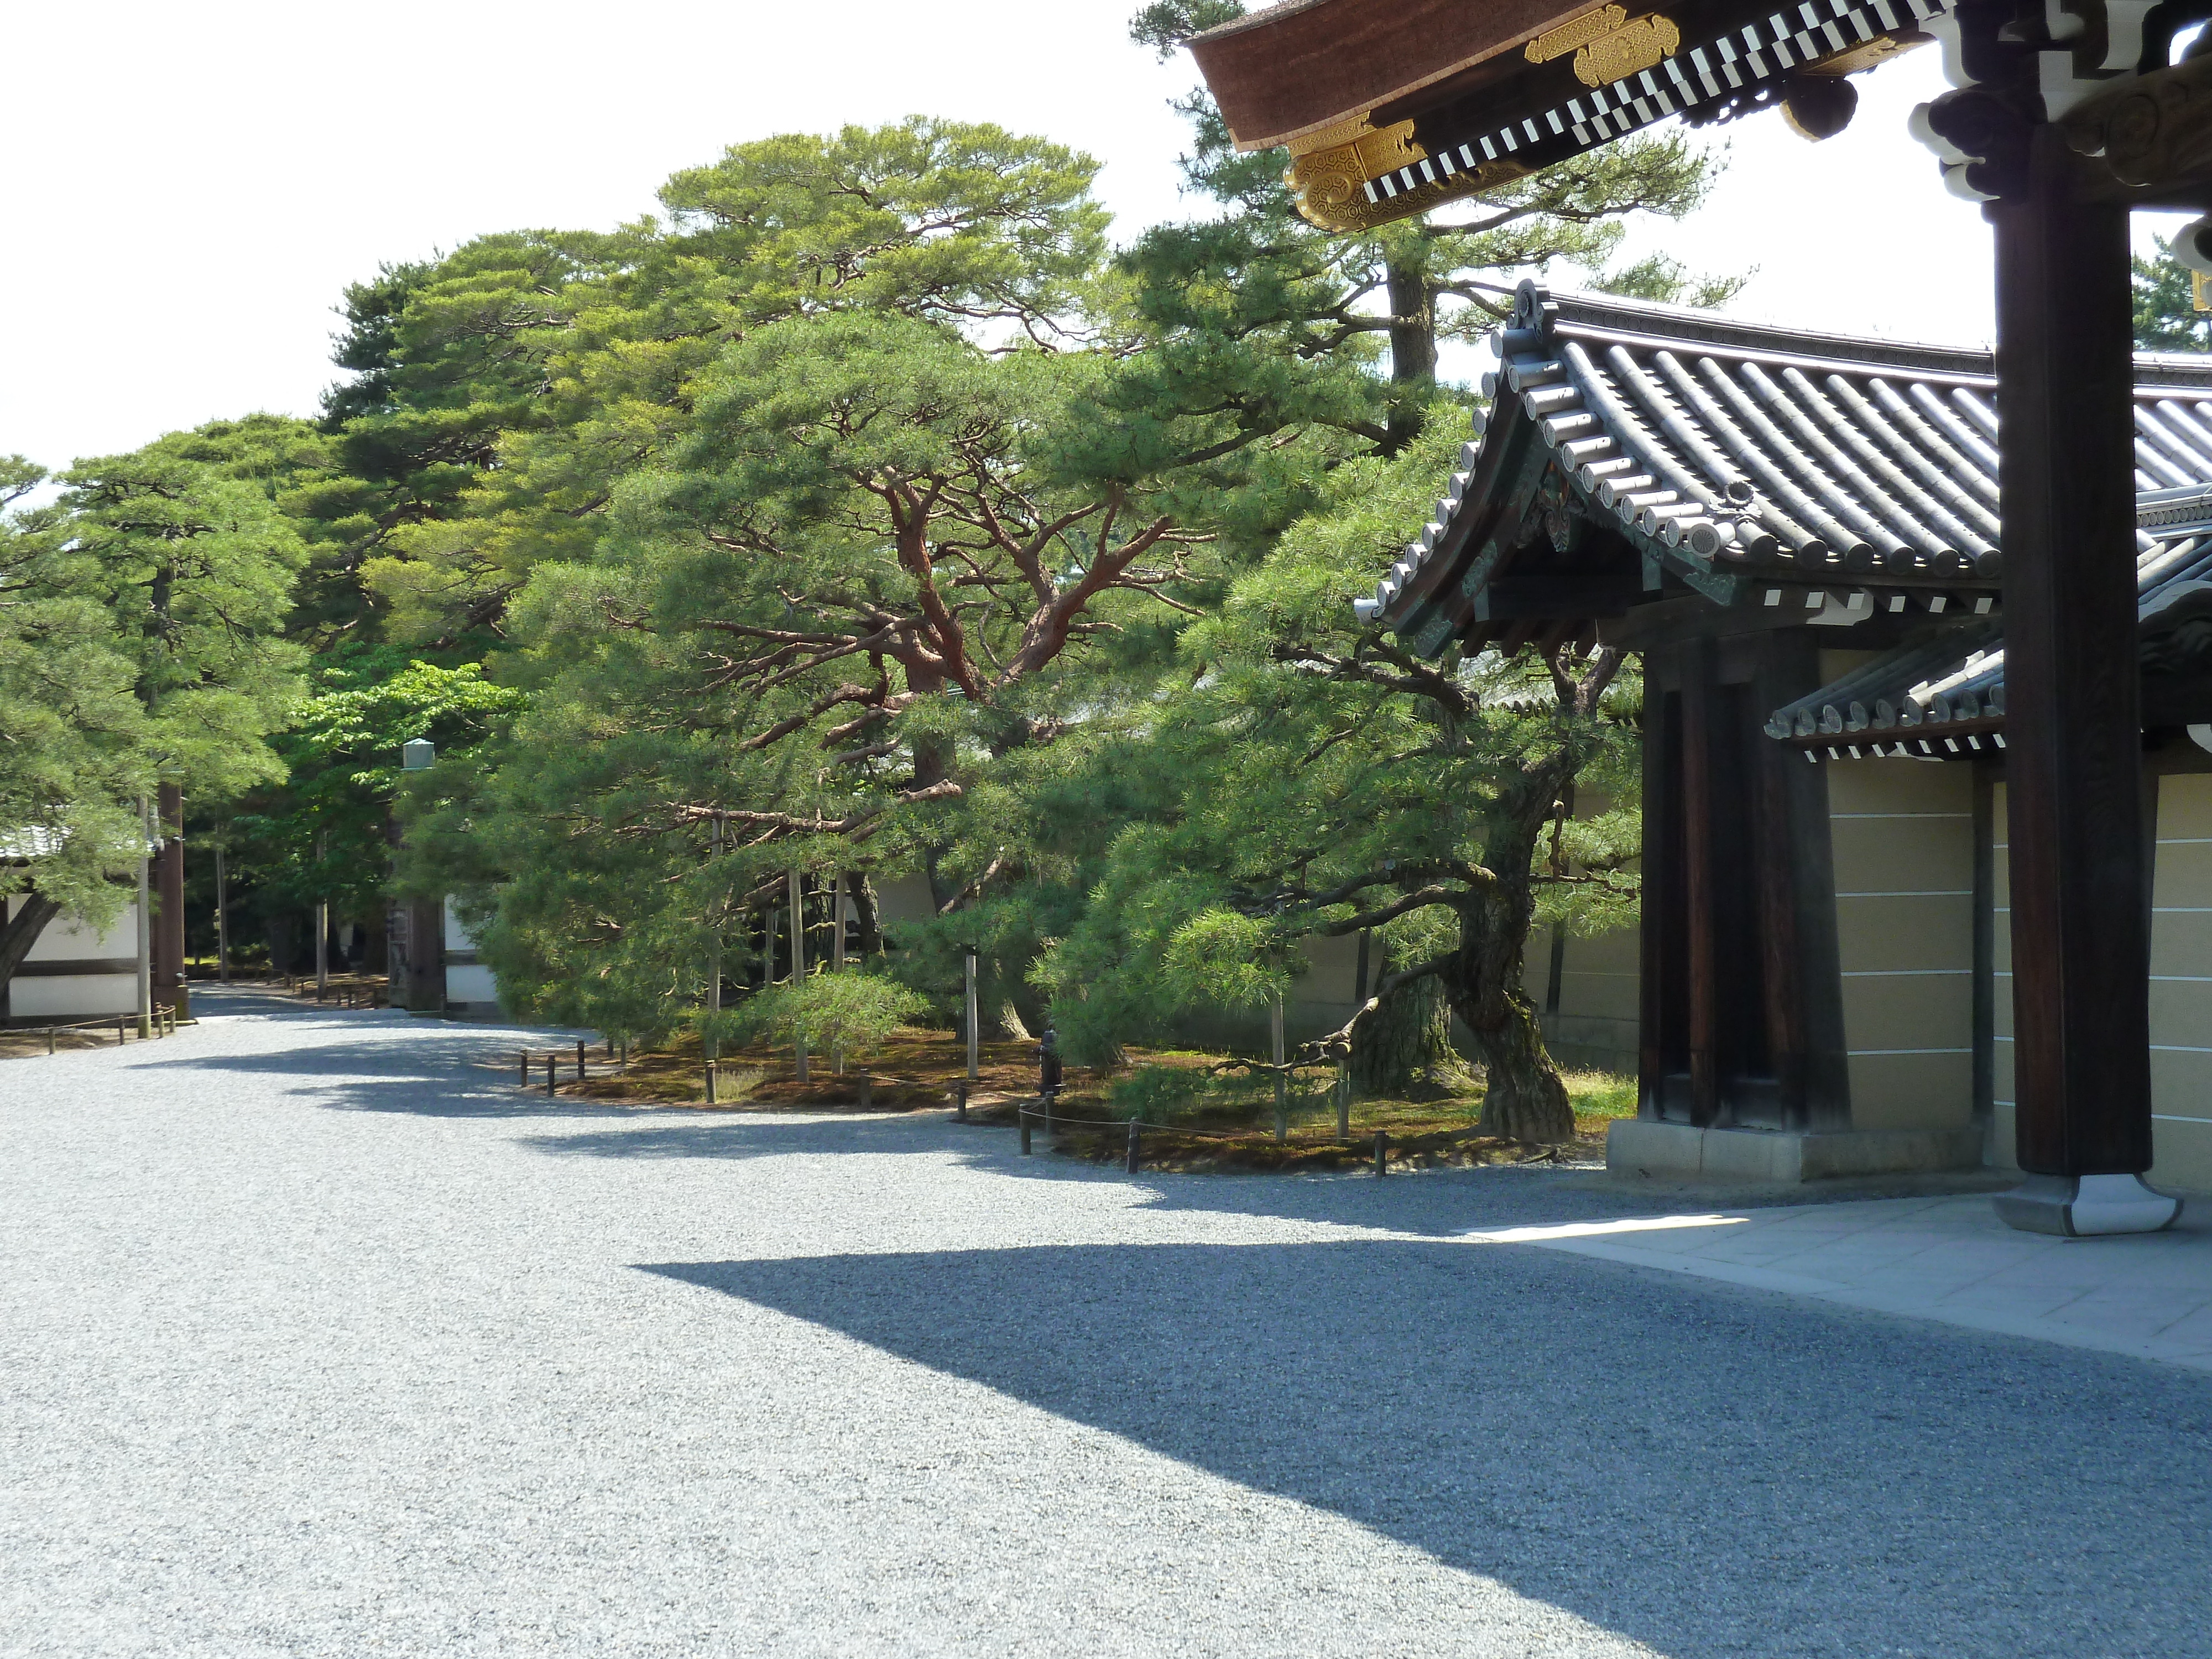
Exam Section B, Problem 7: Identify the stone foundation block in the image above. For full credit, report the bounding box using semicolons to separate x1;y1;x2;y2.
1606;1119;1984;1183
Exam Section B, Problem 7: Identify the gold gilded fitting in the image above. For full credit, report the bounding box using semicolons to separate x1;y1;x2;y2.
1285;115;1524;231
1525;4;1681;88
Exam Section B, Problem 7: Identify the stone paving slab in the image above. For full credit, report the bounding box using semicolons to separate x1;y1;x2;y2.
1503;1195;2212;1372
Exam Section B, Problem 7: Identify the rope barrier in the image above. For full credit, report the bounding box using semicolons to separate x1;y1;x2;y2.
15;1002;191;1053
1005;1101;1405;1172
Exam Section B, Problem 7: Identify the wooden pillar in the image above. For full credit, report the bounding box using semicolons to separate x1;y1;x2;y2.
401;897;445;1012
1989;128;2176;1233
1636;647;1677;1119
1679;642;1720;1127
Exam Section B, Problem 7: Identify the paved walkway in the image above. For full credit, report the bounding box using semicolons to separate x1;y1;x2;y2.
4;988;2210;1658
1495;1194;2212;1374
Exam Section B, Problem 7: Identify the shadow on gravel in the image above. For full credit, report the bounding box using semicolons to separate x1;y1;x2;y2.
647;1240;2212;1659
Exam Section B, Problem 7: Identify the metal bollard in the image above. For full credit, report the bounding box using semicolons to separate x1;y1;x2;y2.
1019;1109;1032;1155
545;1056;556;1098
705;1058;718;1104
1126;1117;1142;1175
576;1039;586;1082
1374;1130;1388;1176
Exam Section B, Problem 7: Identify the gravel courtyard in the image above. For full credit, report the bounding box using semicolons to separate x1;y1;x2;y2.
4;988;2210;1658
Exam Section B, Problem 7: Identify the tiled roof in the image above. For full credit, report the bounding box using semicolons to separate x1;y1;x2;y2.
1364;283;2212;658
0;826;67;862
1768;484;2212;758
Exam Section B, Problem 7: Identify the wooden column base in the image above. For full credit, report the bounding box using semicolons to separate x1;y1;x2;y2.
1994;1175;2184;1237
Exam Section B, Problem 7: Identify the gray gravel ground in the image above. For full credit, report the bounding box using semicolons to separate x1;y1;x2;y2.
4;987;2210;1658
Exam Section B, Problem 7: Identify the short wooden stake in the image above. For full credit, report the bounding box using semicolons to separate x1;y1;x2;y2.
1019;1109;1032;1155
1374;1130;1388;1176
519;1051;529;1086
545;1056;556;1098
1126;1118;1142;1175
956;1079;969;1121
705;1058;718;1104
116;1021;125;1045
47;1027;56;1056
576;1039;586;1082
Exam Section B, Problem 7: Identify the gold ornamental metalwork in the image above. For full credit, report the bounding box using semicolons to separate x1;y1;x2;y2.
1525;4;1681;88
1285;115;1525;231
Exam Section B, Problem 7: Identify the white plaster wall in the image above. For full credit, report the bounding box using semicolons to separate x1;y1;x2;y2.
6;894;140;1020
14;899;136;962
445;964;499;1006
8;975;137;1019
872;875;936;928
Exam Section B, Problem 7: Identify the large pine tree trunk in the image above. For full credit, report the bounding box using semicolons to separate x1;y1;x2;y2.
1438;744;1579;1144
1449;883;1575;1144
1350;964;1458;1096
1382;257;1439;458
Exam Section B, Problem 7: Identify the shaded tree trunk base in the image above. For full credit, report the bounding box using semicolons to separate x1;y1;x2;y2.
1469;997;1575;1145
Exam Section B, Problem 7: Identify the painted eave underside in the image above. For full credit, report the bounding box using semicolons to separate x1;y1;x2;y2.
1366;283;2212;753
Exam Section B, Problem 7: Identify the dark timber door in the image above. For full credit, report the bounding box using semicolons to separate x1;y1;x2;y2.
1640;629;1848;1131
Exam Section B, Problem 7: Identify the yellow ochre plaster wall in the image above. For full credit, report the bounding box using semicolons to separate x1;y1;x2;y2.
1827;759;1976;1134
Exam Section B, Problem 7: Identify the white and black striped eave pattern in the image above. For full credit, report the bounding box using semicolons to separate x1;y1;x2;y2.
1364;0;1955;206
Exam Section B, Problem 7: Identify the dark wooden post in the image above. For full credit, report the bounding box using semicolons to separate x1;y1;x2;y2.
1990;127;2177;1235
1126;1118;1142;1174
1679;644;1720;1126
576;1040;586;1083
1373;1129;1388;1175
1019;1108;1032;1155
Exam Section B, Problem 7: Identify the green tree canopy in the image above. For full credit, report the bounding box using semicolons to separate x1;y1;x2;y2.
2135;232;2212;352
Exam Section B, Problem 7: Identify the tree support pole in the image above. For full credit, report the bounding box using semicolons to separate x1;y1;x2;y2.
135;796;153;1040
789;868;808;1083
156;783;188;1021
965;950;980;1081
215;837;229;984
314;831;329;1000
1991;127;2179;1235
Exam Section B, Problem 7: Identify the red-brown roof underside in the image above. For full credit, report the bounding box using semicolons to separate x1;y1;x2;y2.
1190;0;1597;149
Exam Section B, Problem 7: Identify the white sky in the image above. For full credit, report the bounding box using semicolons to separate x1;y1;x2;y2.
2;1;2193;475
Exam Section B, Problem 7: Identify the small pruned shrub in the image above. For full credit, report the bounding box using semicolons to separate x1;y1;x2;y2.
737;972;933;1068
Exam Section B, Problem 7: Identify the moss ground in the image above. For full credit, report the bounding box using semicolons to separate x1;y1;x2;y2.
540;1025;1634;1172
